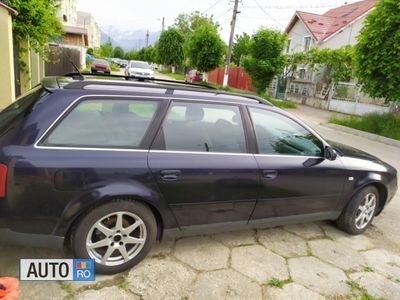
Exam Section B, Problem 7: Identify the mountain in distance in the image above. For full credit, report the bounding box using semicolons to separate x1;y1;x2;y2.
100;25;161;50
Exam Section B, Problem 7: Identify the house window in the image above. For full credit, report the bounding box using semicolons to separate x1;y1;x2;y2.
286;39;292;53
303;36;311;51
299;69;306;80
302;87;308;95
289;84;294;93
294;85;299;94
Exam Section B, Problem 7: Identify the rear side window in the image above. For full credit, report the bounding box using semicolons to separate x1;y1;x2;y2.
42;99;159;148
153;101;247;153
0;86;45;137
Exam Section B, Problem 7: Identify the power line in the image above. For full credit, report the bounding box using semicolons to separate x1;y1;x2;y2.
203;0;225;13
252;0;285;28
243;2;344;10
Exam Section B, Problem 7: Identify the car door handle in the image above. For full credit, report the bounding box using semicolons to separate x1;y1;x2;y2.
160;170;181;182
262;170;278;180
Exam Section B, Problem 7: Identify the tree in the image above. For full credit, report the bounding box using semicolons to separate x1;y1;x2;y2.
113;46;124;59
354;0;400;102
187;23;225;79
243;28;287;94
174;11;218;38
232;33;251;66
99;39;113;58
124;49;138;60
157;28;184;70
7;0;62;59
87;48;94;56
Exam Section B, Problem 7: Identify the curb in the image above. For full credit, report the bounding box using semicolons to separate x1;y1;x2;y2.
323;123;400;148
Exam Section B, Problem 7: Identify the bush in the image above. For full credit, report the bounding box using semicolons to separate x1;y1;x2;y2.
329;113;400;140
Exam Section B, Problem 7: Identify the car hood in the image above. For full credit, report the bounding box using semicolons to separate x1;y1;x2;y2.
328;140;380;162
129;68;153;74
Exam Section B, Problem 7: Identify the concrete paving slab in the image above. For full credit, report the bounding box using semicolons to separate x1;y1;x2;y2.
258;228;308;257
264;282;325;300
309;239;365;271
288;256;350;295
321;224;375;251
74;286;138;300
350;272;400;299
231;245;288;284
174;236;229;271
283;223;325;240
127;257;196;300
212;230;256;247
18;282;65;300
361;249;400;279
191;269;262;300
148;237;175;257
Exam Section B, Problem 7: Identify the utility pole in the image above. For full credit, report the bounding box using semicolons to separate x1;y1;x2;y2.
223;0;240;88
146;30;149;47
161;17;165;33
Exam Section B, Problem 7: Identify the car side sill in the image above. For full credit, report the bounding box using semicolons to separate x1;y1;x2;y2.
0;228;64;249
163;211;340;239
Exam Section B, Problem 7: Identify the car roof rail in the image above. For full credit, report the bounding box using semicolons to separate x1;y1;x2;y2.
62;72;271;106
63;72;217;90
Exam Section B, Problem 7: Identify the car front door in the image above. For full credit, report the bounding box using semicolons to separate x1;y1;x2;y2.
148;100;259;228
247;106;346;223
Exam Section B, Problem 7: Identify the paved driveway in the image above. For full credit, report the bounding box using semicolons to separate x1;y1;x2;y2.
1;104;399;300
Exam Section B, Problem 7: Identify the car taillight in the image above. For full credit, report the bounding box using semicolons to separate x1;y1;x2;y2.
0;164;7;198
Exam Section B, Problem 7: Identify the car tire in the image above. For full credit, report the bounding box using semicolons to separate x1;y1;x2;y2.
336;186;379;235
70;199;157;274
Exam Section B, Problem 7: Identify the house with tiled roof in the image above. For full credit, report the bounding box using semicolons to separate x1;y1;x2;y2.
279;0;377;108
285;0;376;53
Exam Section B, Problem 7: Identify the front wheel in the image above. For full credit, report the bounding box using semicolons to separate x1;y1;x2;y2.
71;199;157;274
336;186;379;235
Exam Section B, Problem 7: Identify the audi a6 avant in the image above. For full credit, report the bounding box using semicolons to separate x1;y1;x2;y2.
0;75;397;274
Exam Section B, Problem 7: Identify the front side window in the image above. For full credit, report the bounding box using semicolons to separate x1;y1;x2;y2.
153;102;247;153
43;99;159;148
249;108;323;156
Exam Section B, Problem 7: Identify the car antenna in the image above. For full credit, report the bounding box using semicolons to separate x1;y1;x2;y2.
67;53;84;80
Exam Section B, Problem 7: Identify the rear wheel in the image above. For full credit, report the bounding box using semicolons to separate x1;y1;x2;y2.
336;186;379;235
71;200;157;274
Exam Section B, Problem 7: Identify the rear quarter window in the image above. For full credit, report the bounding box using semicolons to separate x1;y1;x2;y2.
41;99;159;148
0;86;46;137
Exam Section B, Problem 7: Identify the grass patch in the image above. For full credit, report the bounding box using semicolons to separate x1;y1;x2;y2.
159;70;185;81
363;266;374;272
267;98;297;108
267;277;292;288
345;280;384;300
60;282;74;299
118;275;129;290
329;113;400;141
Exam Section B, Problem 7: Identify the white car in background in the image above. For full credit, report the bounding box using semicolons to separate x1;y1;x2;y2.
125;60;155;79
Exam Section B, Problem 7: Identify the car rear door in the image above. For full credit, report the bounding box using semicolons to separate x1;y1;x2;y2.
148;100;259;228
246;106;346;223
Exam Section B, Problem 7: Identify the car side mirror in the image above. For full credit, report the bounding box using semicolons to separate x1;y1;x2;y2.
324;146;338;161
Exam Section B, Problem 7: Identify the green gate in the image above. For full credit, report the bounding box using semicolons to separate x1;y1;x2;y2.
276;76;287;100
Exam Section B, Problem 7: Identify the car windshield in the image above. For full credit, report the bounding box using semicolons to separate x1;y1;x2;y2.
130;62;150;69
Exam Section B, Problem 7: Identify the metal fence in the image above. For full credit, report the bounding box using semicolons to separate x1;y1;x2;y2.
328;82;389;115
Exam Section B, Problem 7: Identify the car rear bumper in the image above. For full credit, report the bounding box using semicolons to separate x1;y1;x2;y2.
0;228;64;249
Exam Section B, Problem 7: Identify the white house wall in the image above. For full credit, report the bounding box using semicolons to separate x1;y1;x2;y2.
287;20;315;53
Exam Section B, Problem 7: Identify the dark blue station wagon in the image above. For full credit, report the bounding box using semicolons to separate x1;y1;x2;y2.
0;76;397;274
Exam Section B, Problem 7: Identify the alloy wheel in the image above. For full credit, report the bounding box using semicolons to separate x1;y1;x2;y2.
86;211;147;266
354;193;376;230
